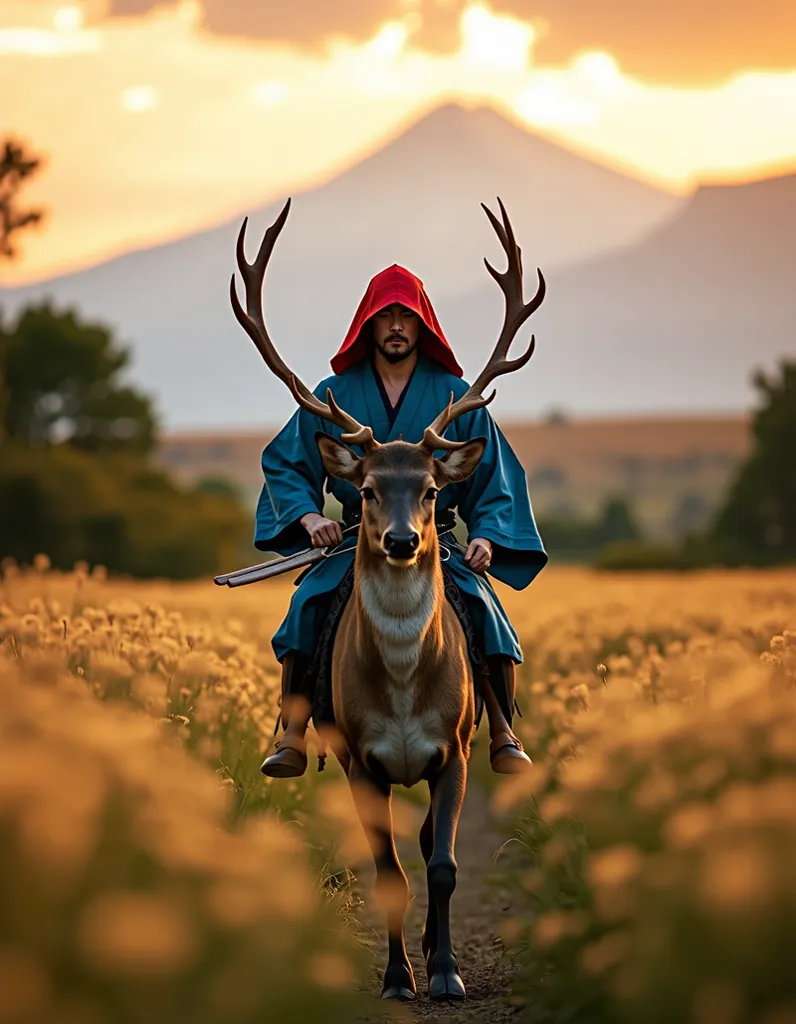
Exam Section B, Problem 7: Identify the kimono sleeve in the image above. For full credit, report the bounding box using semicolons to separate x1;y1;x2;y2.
254;401;328;555
454;406;548;590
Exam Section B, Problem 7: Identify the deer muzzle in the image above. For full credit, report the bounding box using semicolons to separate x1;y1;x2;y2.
383;530;421;563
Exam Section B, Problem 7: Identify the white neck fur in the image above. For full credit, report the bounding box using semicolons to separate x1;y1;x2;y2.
358;563;437;684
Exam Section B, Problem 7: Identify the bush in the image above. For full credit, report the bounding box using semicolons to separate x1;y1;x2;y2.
0;441;249;579
499;589;796;1024
0;301;253;580
0;647;369;1022
593;541;692;572
540;497;643;564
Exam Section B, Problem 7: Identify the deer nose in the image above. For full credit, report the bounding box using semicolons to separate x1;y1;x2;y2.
384;531;420;559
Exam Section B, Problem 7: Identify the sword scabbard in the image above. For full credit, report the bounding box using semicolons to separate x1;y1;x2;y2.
223;548;326;587
213;523;360;588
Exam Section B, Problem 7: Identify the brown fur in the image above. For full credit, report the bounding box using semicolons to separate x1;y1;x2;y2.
318;439;482;784
233;197;544;1000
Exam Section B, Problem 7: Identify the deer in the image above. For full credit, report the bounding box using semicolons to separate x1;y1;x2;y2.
229;197;545;1002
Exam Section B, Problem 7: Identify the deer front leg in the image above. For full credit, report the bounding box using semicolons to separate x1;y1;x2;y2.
425;750;467;1001
348;759;416;1002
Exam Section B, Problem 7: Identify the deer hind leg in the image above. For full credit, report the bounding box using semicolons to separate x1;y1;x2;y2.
425;751;467;1001
348;759;416;1002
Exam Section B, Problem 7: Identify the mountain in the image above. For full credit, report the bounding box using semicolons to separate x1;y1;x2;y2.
0;104;681;429
438;172;796;418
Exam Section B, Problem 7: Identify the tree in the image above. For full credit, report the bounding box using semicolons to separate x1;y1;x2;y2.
0;302;157;452
0;442;249;579
710;360;796;564
0;304;249;577
594;496;641;547
0;139;250;578
536;495;643;562
0;138;44;259
669;492;710;538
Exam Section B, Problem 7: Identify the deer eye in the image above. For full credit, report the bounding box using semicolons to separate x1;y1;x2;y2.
361;487;377;502
424;487;439;502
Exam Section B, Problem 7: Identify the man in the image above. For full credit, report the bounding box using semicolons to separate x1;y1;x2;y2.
256;264;548;778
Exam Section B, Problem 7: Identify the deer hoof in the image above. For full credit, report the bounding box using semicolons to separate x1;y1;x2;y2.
381;961;416;1001
382;986;416;1002
428;969;466;1001
427;953;466;1001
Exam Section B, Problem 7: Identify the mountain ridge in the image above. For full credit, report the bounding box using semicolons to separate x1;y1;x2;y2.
438;171;796;418
2;103;681;290
0;102;686;429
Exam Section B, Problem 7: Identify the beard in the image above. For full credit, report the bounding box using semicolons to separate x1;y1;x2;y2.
375;335;418;364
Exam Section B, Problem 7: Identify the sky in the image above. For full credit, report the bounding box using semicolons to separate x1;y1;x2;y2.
3;0;796;284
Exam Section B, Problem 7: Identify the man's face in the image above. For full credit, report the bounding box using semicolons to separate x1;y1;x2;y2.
371;304;421;364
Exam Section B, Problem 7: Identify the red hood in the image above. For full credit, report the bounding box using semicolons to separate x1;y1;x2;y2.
330;264;463;377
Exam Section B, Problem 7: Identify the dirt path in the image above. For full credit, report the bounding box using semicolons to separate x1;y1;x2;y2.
355;777;523;1023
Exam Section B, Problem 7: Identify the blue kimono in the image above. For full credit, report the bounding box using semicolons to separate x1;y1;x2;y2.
255;353;547;664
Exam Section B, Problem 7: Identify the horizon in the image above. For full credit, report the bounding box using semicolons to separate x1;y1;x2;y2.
160;409;752;441
4;1;796;285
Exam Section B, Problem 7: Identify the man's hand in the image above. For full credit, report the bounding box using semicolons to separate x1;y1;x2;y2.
464;537;492;573
300;512;343;549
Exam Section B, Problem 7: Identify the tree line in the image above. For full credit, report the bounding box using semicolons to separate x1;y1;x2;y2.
538;357;795;571
0;140;249;578
592;361;796;570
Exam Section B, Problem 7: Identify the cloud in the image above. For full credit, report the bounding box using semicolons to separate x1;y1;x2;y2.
106;0;400;43
104;0;796;85
4;0;796;285
499;0;796;84
108;0;158;12
201;0;393;45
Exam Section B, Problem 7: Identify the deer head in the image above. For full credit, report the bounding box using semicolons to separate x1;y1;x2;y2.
314;436;486;566
230;198;545;568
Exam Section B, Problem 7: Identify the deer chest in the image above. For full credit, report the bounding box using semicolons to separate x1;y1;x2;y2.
357;687;445;788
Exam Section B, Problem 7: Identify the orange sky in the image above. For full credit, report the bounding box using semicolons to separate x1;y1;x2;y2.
3;0;796;284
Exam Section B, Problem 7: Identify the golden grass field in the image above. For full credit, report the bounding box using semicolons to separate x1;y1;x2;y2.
1;560;795;1023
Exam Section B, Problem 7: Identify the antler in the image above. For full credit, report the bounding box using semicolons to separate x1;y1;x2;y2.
230;199;378;450
420;198;546;452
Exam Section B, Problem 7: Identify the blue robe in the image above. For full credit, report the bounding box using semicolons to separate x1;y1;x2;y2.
255;354;547;663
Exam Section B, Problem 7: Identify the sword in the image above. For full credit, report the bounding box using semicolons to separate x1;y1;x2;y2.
214;513;459;589
214;524;360;588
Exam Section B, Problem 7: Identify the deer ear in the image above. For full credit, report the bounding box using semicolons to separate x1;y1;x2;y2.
434;437;487;485
315;433;365;485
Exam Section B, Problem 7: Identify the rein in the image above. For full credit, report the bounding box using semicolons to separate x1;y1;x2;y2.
334;509;458;562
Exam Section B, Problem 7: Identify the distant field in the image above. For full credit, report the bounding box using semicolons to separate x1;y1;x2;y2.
158;415;750;540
